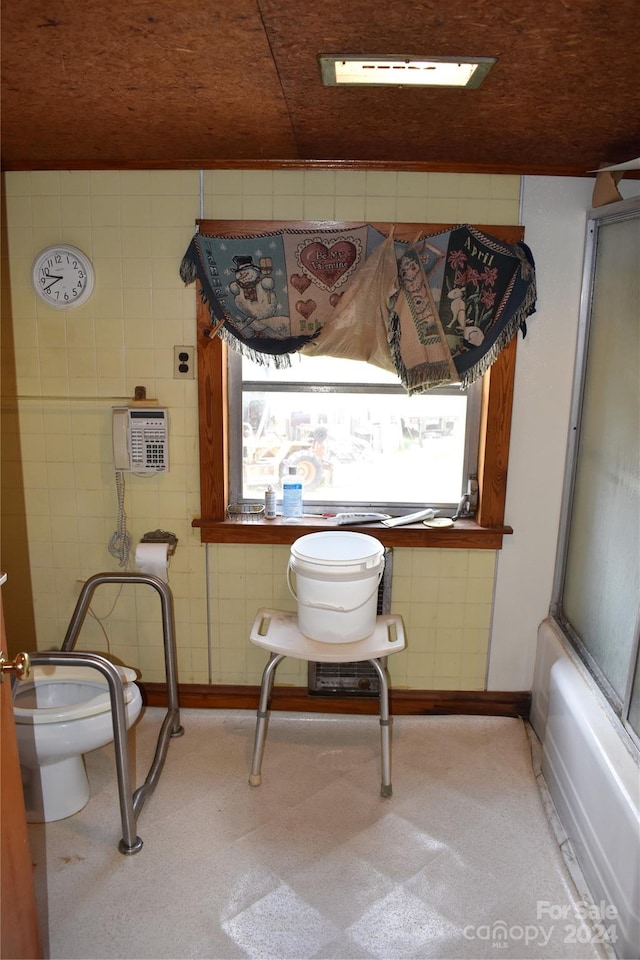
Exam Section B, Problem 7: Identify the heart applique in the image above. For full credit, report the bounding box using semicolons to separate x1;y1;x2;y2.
296;299;317;320
297;237;361;292
290;273;311;294
329;293;343;308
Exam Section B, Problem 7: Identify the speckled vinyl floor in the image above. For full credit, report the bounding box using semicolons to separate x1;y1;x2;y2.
28;710;610;960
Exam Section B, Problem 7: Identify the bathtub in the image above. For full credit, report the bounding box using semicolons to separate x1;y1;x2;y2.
531;617;640;959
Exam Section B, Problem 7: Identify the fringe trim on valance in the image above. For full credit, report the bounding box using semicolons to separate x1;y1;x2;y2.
216;326;296;368
457;280;536;388
387;308;457;394
179;255;199;286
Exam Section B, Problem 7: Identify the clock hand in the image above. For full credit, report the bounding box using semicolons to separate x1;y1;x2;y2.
43;274;63;292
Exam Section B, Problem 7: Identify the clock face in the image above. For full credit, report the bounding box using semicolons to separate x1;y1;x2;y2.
32;244;94;309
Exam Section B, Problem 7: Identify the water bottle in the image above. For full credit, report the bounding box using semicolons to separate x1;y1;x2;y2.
282;466;303;518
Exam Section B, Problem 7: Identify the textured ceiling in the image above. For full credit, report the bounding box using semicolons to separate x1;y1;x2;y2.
1;0;639;175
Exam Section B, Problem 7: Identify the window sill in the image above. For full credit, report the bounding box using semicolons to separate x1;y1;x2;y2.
192;516;512;549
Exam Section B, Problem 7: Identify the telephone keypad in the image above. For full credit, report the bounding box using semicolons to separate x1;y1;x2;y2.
130;422;168;471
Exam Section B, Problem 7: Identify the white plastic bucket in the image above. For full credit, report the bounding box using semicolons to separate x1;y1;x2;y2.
287;531;385;643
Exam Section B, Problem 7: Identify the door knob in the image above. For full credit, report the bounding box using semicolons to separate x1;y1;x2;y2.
0;650;31;683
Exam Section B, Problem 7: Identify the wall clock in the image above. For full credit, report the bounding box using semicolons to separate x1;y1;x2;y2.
31;244;95;309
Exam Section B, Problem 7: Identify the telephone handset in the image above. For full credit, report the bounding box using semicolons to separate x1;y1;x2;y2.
112;406;169;473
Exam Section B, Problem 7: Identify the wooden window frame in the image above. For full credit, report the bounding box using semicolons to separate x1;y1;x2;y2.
192;220;522;549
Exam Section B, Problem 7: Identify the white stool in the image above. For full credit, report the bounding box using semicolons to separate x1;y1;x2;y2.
248;608;406;797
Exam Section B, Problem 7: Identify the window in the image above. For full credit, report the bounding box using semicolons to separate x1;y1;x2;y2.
229;351;480;513
551;198;640;744
194;219;523;548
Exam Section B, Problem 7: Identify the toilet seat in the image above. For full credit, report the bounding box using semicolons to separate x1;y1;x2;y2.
13;665;139;725
14;660;143;824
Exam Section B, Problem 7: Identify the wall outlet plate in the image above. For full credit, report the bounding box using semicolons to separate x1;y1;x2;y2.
173;346;195;379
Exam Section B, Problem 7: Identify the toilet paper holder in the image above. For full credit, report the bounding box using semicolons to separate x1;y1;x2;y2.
140;529;178;556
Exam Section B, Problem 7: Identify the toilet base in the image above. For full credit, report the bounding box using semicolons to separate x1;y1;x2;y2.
22;755;91;823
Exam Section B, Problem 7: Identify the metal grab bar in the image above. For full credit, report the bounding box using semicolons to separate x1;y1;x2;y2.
58;572;184;852
28;650;143;854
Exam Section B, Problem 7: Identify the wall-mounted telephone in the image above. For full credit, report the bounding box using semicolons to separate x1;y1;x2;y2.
112;406;169;473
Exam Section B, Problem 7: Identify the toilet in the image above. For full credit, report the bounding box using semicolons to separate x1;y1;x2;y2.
13;664;143;823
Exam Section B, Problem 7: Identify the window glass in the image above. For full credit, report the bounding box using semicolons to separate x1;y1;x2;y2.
230;352;476;510
554;207;640;740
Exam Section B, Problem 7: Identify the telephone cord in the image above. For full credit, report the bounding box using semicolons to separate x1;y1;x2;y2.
108;470;132;568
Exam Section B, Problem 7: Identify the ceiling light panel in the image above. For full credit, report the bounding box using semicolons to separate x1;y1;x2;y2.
319;55;496;88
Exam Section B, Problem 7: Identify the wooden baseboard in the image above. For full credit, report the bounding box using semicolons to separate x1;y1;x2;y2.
141;682;531;719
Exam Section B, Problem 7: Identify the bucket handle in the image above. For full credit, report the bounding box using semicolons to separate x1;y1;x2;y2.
287;561;383;614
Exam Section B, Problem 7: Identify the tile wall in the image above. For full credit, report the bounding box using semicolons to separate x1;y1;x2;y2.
3;169;520;689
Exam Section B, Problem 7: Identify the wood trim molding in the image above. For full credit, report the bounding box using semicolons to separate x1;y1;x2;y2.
142;682;531;720
476;334;517;528
193;220;523;547
196;320;228;521
192;514;512;549
14;159;622;178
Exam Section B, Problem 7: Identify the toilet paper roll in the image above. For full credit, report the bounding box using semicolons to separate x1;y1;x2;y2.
135;542;170;582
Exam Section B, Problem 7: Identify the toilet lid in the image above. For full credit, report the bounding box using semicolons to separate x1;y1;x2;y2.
13;666;139;724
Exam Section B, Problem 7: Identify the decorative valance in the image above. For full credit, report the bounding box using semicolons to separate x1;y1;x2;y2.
180;221;536;391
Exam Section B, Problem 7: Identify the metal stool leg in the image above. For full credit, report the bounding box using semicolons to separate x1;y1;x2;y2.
249;653;285;786
369;658;392;797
